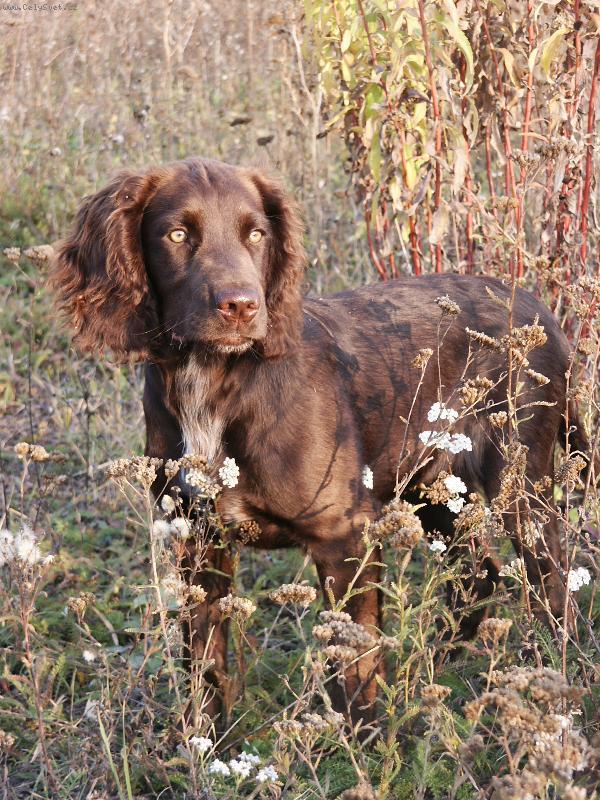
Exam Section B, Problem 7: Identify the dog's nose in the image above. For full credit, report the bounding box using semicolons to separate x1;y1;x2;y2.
215;289;260;324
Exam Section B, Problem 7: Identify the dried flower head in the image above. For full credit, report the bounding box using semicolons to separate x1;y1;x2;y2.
489;410;508;428
555;455;587;489
237;519;261;544
3;247;21;263
370;498;423;548
24;244;55;263
188;585;208;604
478;617;512;644
465;327;503;351
421;683;451;708
459;376;494;407
269;583;317;607
314;610;376;651
436;295;461;315
412;347;433;369
66;592;95;620
218;594;256;621
337;783;378;800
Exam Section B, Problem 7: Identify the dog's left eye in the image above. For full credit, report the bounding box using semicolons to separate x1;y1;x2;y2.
248;229;263;244
168;229;188;243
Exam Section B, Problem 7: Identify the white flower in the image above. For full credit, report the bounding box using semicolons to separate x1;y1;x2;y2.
189;735;213;755
161;494;176;514
82;649;97;663
256;765;279;783
447;433;473;453
208;758;230;776
239;752;261;765
444;475;467;495
0;524;43;566
42;554;56;566
362;465;374;490
446;496;466;514
228;758;252;778
429;539;447;554
427;402;459;424
171;517;191;539
152;520;172;541
219;457;240;489
567;567;591;592
499;559;522;579
419;430;451;449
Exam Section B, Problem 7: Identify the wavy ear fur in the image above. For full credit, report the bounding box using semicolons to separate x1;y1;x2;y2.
248;172;305;358
51;171;161;358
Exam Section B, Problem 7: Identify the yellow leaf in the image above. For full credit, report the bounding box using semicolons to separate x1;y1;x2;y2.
540;27;570;80
341;28;352;53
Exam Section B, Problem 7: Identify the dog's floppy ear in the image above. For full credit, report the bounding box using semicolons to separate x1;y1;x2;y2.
248;171;305;358
51;170;161;358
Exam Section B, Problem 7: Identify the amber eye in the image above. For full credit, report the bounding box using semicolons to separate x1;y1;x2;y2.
248;229;263;244
168;229;188;243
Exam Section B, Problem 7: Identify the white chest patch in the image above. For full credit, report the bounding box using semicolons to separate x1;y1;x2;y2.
174;353;224;463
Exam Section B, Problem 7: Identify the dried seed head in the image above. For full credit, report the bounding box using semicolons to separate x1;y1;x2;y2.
188;585;208;604
459;376;494;407
314;610;376;651
525;368;550;386
370;498;423;549
421;683;451;708
24;244;55;263
324;644;359;663
555;455;587;489
164;459;180;480
3;247;21;263
337;783;379;800
478;617;512;644
217;594;256;621
0;730;16;753
465;327;503;351
489;410;508;428
269;583;317;607
66;592;95;620
436;295;461;315
412;347;434;369
237;519;261;544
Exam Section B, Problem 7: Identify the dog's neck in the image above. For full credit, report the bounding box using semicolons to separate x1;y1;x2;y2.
165;345;298;465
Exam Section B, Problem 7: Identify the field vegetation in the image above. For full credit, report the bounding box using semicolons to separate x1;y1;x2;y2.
0;1;598;798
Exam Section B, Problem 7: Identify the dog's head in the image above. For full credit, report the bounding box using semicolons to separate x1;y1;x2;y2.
52;159;305;359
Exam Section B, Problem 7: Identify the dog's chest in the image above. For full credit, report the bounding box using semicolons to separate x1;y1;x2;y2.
173;355;224;463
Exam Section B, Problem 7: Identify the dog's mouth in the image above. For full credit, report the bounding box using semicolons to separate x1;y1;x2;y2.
214;339;253;355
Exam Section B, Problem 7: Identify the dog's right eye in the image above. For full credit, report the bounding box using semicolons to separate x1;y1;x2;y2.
168;229;188;243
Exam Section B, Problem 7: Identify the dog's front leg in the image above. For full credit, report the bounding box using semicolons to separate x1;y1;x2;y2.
310;524;382;730
182;540;233;729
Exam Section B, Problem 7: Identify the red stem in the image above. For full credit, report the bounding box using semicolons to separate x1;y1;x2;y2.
580;37;600;268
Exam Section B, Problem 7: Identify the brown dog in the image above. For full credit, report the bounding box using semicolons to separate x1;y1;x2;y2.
52;157;585;726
